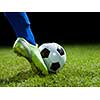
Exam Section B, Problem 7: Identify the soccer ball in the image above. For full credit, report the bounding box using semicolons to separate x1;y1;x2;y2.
39;42;66;73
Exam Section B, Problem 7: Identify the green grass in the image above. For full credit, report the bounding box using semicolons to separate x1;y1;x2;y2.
0;44;100;87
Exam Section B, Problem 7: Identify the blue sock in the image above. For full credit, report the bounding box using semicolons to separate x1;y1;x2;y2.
4;12;36;45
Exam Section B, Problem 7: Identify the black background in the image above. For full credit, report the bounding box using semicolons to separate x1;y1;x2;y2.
0;12;100;46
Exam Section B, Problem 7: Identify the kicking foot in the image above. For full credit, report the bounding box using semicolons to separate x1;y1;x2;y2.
13;37;48;75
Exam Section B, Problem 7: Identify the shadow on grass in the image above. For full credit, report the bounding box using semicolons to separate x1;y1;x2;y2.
0;69;46;86
0;70;33;85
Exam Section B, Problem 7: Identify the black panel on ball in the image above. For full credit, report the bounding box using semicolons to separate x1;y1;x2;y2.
50;62;60;72
40;48;50;58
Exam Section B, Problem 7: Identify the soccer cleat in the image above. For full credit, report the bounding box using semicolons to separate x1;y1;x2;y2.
13;37;48;75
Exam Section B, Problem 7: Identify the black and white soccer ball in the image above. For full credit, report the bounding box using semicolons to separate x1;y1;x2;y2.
39;43;66;73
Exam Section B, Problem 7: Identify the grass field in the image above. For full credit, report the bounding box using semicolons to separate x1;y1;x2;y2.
0;44;100;87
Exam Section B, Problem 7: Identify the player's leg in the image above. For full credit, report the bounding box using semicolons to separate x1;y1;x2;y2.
4;12;48;75
4;12;36;45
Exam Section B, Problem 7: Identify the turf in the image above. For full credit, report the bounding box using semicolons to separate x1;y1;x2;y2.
0;44;100;87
